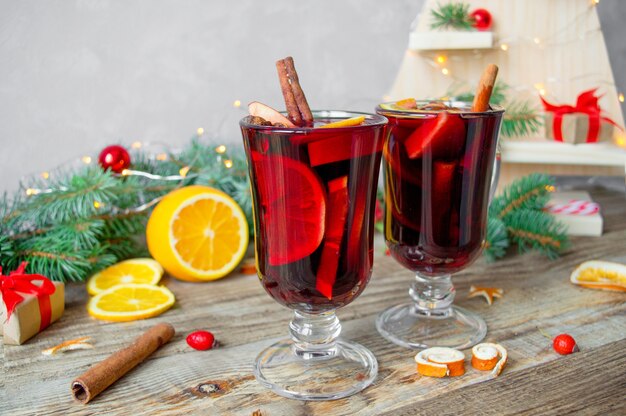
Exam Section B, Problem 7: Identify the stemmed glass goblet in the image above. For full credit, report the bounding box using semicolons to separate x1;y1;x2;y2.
240;110;387;400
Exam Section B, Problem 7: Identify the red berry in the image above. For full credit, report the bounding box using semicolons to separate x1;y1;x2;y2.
470;8;492;31
553;334;578;355
186;330;216;350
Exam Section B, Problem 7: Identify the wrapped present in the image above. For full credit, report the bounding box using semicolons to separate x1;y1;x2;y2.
0;262;65;345
544;112;615;144
545;191;603;237
541;89;621;144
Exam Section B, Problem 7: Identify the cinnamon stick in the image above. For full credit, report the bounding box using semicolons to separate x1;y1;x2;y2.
283;56;313;126
276;58;302;126
472;64;499;112
71;323;175;404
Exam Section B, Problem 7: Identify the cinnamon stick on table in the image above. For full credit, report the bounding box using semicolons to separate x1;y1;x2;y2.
472;64;499;112
276;56;313;127
71;323;175;404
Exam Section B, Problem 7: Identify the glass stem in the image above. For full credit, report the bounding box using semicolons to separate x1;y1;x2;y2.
289;310;341;360
409;273;455;317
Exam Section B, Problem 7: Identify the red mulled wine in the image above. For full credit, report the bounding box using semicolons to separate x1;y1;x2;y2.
377;104;501;275
241;111;386;312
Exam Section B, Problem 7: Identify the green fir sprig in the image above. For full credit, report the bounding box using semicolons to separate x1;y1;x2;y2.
430;2;473;30
483;173;569;261
0;138;251;282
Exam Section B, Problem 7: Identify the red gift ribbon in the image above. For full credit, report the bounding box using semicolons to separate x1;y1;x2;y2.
0;262;56;331
540;88;621;143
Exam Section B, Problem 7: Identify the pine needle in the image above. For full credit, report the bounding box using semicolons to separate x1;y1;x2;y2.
483;217;509;262
489;173;554;219
505;209;570;259
430;2;473;30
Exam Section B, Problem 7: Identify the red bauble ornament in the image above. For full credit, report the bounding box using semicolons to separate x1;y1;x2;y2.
553;334;578;355
186;330;216;351
98;145;131;173
470;8;492;31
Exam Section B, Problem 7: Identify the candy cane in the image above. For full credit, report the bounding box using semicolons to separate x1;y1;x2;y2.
547;199;599;216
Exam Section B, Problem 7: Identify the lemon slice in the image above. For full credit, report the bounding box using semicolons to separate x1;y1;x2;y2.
146;185;249;282
570;260;626;292
87;283;175;322
87;258;164;295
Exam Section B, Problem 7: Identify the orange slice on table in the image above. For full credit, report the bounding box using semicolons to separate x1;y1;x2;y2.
146;185;249;282
415;347;466;378
87;283;175;322
87;258;163;295
471;343;508;376
570;260;626;292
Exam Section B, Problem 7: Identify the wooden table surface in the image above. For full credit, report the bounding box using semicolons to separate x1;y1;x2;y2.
3;188;626;416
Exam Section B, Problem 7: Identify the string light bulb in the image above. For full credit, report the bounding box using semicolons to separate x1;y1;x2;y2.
619;93;624;103
41;172;50;179
81;156;92;164
223;159;233;169
156;153;168;161
441;68;450;75
93;201;103;209
500;44;509;51
215;145;227;154
179;166;190;177
26;188;38;196
197;127;205;136
233;100;242;108
533;37;541;45
131;141;142;149
591;0;600;5
436;55;446;64
121;169;130;176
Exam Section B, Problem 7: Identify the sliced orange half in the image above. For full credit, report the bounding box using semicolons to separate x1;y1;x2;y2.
87;258;163;295
146;185;249;282
87;283;175;322
319;116;365;129
570;260;626;292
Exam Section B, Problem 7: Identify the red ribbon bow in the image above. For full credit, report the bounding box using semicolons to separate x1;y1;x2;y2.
540;88;621;143
1;262;56;331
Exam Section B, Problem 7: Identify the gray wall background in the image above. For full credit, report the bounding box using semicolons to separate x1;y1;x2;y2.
1;0;624;191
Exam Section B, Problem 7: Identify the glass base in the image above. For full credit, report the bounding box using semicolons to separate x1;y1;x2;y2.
376;303;486;350
253;338;378;401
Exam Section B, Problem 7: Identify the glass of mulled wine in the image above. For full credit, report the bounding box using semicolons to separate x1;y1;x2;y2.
240;110;387;400
375;101;503;350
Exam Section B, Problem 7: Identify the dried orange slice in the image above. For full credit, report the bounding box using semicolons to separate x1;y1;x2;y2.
471;343;507;376
87;258;163;295
146;185;249;282
87;283;175;322
415;347;465;377
319;116;365;129
570;260;626;292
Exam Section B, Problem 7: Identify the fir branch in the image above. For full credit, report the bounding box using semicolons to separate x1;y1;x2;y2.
430;2;473;30
489;173;554;219
453;82;508;106
501;101;542;138
483;217;509;262
504;209;569;259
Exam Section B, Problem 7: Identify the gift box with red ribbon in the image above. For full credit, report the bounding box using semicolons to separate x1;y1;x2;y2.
541;89;621;144
0;262;64;345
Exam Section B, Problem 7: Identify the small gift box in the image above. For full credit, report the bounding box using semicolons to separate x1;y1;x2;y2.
544;112;615;144
545;191;603;237
0;263;65;345
541;89;621;144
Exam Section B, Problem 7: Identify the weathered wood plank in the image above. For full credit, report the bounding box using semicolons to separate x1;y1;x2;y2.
2;189;625;415
384;339;626;416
